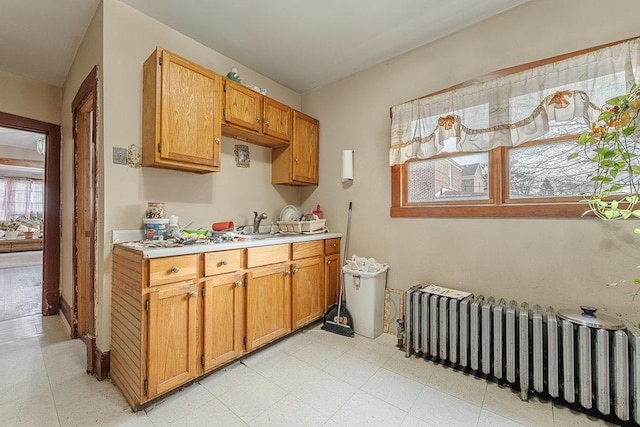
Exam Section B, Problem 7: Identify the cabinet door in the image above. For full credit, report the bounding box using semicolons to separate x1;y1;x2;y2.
246;263;291;350
224;80;262;132
159;51;222;169
292;256;325;329
263;97;291;142
292;111;319;184
147;280;198;398
324;254;340;311
203;274;244;371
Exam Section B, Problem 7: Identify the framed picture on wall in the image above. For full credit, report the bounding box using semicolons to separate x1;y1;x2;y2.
234;144;250;168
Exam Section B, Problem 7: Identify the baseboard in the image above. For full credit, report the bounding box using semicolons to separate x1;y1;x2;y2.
85;335;110;380
59;295;73;335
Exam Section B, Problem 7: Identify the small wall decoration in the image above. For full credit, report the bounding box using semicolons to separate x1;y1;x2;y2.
127;144;141;168
234;144;250;168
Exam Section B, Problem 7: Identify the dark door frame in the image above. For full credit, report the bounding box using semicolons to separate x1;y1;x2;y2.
71;66;98;341
0;111;61;315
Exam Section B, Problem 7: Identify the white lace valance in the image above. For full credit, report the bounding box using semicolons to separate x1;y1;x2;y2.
389;38;640;166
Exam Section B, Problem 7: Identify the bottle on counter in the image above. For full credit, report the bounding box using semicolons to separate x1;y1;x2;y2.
145;202;166;219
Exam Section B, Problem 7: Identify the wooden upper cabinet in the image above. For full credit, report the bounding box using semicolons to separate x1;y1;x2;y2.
222;79;291;147
142;47;223;173
272;110;319;186
263;97;292;142
223;80;262;133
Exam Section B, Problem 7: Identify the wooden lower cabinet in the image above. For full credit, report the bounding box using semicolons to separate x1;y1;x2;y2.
203;273;244;371
292;256;324;329
111;237;338;410
324;253;340;310
147;280;198;398
245;263;291;350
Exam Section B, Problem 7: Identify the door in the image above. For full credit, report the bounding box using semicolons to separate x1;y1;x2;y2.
245;263;291;351
324;254;340;310
0;114;61;318
203;273;244;370
224;79;262;132
160;51;222;167
147;281;198;398
291;256;325;329
292;111;319;184
72;67;97;344
263;98;291;142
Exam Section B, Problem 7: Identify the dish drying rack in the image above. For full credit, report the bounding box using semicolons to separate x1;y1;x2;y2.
277;219;326;234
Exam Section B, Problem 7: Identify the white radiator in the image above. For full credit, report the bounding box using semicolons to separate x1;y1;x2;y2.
403;285;640;424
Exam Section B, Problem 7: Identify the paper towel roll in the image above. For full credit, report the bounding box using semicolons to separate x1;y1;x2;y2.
342;150;354;182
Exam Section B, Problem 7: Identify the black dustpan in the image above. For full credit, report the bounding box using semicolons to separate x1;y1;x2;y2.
322;202;355;337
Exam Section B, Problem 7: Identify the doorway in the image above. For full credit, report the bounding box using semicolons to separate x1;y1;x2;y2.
0;112;61;317
71;67;98;374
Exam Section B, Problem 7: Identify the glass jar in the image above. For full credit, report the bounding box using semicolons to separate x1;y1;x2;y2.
145;202;166;219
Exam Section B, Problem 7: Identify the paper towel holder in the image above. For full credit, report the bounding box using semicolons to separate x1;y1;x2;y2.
342;149;354;182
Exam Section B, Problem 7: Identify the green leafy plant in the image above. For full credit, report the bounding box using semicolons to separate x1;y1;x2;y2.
569;83;640;298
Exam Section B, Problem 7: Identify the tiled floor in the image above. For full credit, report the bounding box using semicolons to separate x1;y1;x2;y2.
0;314;621;426
0;251;42;322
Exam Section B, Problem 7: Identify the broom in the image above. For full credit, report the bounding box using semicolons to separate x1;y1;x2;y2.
322;201;355;337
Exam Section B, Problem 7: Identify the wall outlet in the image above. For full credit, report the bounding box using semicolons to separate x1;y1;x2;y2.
113;147;127;165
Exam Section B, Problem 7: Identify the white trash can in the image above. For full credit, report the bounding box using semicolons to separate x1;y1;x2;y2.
342;265;389;339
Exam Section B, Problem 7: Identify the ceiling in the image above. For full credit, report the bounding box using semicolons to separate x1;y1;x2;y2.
0;0;529;92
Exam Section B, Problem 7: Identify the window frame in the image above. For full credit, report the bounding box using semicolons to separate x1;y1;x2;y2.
390;37;636;219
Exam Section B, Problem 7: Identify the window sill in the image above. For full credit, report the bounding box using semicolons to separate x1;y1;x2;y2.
390;202;592;218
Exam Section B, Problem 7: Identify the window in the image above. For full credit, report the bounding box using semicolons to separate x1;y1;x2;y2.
390;37;640;217
0;178;44;220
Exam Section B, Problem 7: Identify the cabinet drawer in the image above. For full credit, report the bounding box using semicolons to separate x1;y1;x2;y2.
324;238;340;256
148;255;198;286
247;244;289;268
292;241;323;260
204;250;242;276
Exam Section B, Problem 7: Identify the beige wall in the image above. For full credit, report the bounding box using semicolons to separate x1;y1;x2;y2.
95;0;303;350
302;0;640;324
0;70;61;125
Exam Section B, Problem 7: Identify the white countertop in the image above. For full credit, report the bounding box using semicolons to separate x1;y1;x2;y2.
115;232;342;258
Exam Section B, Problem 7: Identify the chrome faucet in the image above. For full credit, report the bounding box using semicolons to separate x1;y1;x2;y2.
253;211;267;233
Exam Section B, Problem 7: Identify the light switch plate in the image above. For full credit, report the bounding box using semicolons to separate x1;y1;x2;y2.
113;147;127;165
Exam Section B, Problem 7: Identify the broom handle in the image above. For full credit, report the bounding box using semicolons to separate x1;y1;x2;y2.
337;202;352;320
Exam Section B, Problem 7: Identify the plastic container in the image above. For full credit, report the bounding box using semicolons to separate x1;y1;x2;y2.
143;218;170;240
342;265;389;338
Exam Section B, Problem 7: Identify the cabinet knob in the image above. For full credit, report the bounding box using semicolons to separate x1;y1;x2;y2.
235;281;242;287
326;260;331;265
332;243;337;248
294;157;298;163
256;117;261;123
170;266;180;273
292;267;299;274
214;137;221;144
284;270;291;276
190;291;197;298
264;120;270;126
221;259;229;266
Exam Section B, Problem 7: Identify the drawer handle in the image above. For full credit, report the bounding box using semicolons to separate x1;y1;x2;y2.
170;266;180;273
235;281;242;287
221;259;229;266
190;291;197;298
